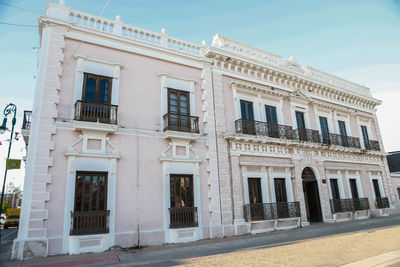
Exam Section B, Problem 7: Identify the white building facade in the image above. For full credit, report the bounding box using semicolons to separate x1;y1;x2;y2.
12;2;400;260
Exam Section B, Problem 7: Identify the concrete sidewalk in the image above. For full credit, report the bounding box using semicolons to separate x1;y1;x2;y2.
5;215;400;267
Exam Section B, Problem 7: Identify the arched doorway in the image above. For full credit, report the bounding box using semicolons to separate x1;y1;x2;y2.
302;167;323;222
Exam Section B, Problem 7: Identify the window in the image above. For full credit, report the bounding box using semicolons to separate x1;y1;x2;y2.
71;172;109;235
165;89;196;132
296;111;307;141
240;100;254;121
170;174;194;208
338;121;347;137
240;100;255;134
248;178;262;204
265;105;277;124
319;117;330;144
168;89;190;116
361;126;370;149
295;111;305;129
338;121;348;146
349;179;359;199
74;172;107;212
330;179;340;200
75;73;117;124
169;174;197;228
82;73;112;104
274;178;287;203
372;179;381;199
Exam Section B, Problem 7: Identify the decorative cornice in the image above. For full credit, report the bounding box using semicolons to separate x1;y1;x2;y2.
229;81;286;98
207;36;381;112
158;72;197;84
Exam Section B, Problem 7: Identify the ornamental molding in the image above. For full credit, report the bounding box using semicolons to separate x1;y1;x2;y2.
282;56;305;74
65;134;120;158
229;140;382;165
289;89;313;103
158;72;197;84
207;37;381;112
229;81;286;98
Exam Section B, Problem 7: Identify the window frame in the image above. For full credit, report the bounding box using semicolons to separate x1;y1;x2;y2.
170;174;194;208
167;88;191;116
82;73;113;105
265;105;278;124
74;171;108;212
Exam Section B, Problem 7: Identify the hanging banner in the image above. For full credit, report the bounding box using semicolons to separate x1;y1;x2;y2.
6;159;21;170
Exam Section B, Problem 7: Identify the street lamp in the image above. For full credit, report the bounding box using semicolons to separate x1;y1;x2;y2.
0;103;17;241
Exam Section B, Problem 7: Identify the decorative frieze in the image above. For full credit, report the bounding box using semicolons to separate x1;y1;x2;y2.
229;140;382;165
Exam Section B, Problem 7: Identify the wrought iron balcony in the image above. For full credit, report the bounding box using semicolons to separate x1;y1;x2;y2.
163;113;199;133
375;197;390;209
243;202;301;222
169;207;198;228
294;128;321;143
235;119;294;140
330;198;370;214
321;132;361;149
74;100;118;124
364;140;380;151
22;110;32;130
70;210;110;235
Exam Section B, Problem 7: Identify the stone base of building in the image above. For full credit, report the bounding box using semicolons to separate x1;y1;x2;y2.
247;218;301;234
12;238;48;260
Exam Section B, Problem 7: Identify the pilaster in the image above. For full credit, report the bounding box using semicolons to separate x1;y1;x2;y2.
13;23;67;259
293;160;308;225
316;161;333;221
211;68;234;228
200;65;223;237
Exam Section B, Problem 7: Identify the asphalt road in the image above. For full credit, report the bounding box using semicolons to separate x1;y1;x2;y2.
0;227;18;263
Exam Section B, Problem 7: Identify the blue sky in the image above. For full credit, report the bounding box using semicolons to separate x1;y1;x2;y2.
0;0;399;187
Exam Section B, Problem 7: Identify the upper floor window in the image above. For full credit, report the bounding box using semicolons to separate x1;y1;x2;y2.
361;125;370;149
319;116;330;144
240;100;254;121
74;73;117;124
338;121;347;137
168;88;189;116
265;105;277;124
295;111;305;129
82;73;112;104
163;88;199;133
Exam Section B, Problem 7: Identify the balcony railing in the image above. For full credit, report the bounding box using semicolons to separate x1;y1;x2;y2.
321;133;361;149
235;119;294;140
169;207;198;228
243;202;301;222
70;210;110;235
330;198;370;213
22;110;32;130
163;113;199;133
375;197;390;209
364;140;380;151
74;100;118;124
294;128;321;143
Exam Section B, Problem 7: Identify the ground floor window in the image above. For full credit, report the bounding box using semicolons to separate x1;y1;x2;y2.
169;174;197;228
372;179;381;199
248;178;263;204
349;179;359;198
71;172;109;235
330;179;340;200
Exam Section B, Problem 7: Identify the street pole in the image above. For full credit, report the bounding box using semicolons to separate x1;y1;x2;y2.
0;103;17;243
